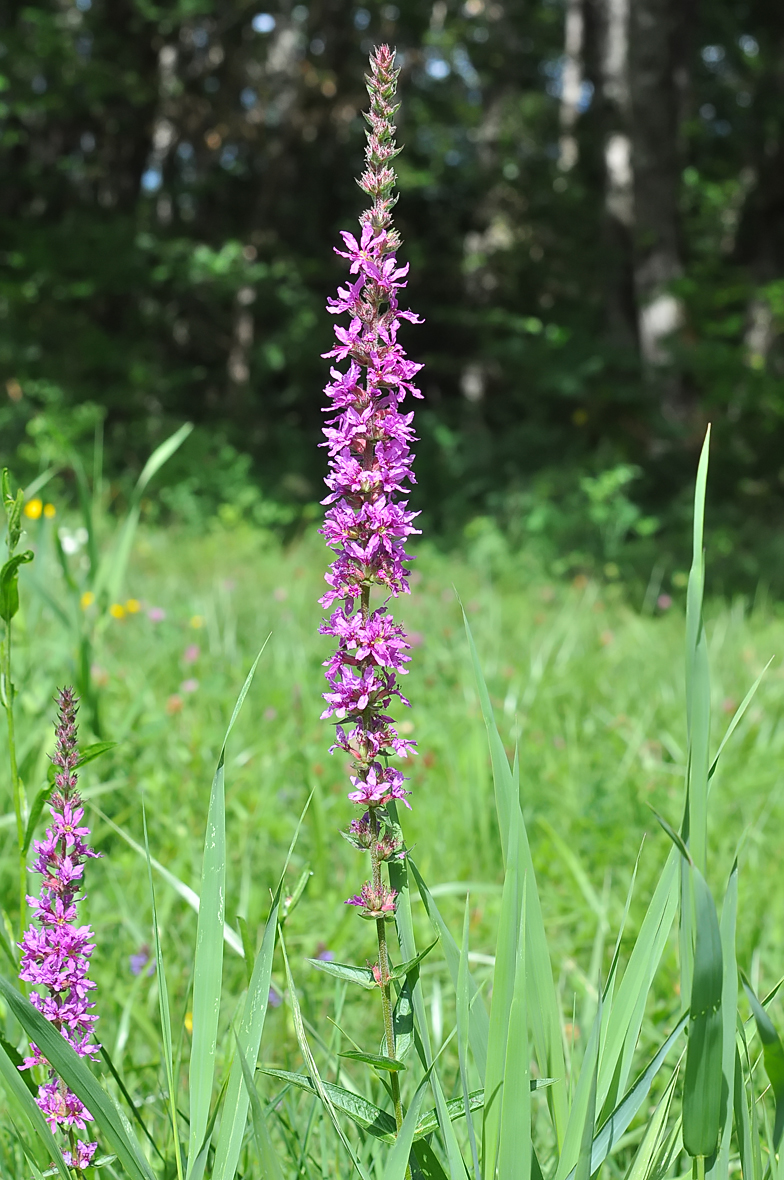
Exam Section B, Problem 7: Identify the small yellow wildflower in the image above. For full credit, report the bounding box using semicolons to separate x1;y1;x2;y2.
189;615;204;629
184;1011;193;1033
125;598;141;614
24;498;43;520
109;603;126;620
80;591;96;610
43;503;56;518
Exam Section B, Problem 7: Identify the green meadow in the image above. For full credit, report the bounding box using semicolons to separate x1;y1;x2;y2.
2;500;784;1176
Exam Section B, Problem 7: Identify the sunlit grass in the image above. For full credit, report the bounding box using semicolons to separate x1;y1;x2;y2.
2;517;784;1172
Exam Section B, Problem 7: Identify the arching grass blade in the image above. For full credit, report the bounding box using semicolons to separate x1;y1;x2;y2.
0;975;155;1180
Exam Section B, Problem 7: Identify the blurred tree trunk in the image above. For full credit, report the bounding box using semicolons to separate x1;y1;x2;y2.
594;0;637;348
628;0;694;420
559;0;585;172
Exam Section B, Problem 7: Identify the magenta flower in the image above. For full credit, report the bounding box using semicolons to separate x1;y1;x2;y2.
19;688;101;1171
320;47;421;947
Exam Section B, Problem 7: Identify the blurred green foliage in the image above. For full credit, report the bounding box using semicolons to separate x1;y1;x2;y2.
1;0;784;581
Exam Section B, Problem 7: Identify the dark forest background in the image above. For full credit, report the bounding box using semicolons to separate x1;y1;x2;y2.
2;0;784;584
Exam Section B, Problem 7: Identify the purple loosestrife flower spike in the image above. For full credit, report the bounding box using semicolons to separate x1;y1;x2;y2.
320;47;422;886
18;688;101;1172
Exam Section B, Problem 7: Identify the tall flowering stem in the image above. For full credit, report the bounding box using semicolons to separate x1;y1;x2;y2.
19;689;101;1173
319;44;421;1136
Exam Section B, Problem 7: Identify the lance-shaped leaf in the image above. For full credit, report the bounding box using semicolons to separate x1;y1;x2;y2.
339;1050;406;1072
257;1068;397;1142
741;973;784;1149
0;550;33;622
306;958;376;989
683;867;724;1159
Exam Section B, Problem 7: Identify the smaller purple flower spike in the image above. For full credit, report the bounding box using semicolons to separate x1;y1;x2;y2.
19;688;101;1172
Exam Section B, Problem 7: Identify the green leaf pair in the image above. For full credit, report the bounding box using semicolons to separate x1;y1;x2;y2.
256;1066;485;1145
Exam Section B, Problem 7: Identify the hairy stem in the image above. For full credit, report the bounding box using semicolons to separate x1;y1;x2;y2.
370;808;404;1135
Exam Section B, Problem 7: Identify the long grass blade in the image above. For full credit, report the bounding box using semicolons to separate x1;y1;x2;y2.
93;806;244;956
708;862;738;1180
187;647;266;1178
458;900;481;1180
463;612;567;1146
741;974;784;1149
709;659;773;780
143;803;184;1180
236;1039;285;1180
683;866;724;1159
186;759;226;1176
0;1037;71;1180
556;995;602;1180
597;848;678;1113
383;1071;431;1180
409;857;488;1080
211;892;282;1179
211;788;310;1180
484;810;522;1180
498;874;531;1180
388;845;466;1180
279;933;373;1180
564;1014;688;1180
0;975;155;1180
622;1067;679;1180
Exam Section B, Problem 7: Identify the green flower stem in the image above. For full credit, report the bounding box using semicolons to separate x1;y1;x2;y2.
2;622;26;938
361;584;407;1173
369;808;404;1132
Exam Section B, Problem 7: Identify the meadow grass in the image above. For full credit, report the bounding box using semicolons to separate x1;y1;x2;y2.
2;510;784;1175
